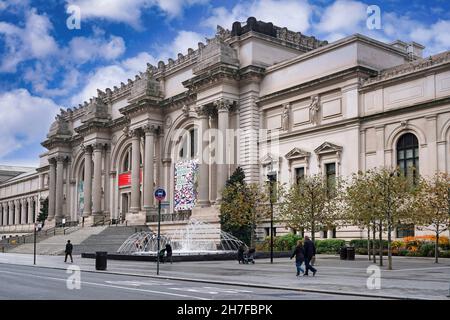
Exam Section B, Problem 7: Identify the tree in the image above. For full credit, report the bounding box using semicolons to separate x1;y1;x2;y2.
37;198;48;226
279;174;342;241
412;173;450;263
220;167;270;247
344;171;381;263
370;168;413;270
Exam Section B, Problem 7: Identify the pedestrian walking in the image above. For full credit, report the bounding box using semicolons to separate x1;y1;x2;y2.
290;240;305;277
64;240;73;263
303;236;317;276
237;244;246;264
165;243;173;264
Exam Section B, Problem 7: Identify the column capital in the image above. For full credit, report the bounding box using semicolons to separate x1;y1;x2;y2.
81;144;93;154
92;142;106;151
195;105;210;118
48;157;57;165
55;155;69;163
214;99;236;113
143;124;159;135
130;128;143;138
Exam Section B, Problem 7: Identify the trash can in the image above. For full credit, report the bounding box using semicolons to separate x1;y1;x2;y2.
340;246;347;260
95;251;107;270
346;247;355;261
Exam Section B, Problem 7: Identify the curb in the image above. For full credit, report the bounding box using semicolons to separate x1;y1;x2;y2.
0;261;436;300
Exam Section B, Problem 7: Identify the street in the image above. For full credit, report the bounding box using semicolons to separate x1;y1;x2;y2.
0;263;376;300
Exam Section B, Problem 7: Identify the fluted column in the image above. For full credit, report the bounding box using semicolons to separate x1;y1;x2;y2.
104;145;111;216
130;129;142;213
216;99;232;201
196;105;211;206
0;203;3;226
143;125;156;210
3;202;7;225
55;156;65;221
8;201;13;225
34;196;39;223
92;143;104;215
48;158;56;220
83;146;93;217
20;198;26;224
14;199;20;225
27;198;33;224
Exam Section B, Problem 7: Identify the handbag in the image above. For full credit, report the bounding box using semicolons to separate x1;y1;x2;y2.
310;256;316;266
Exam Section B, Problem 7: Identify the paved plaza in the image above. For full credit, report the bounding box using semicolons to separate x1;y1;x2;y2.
0;253;448;300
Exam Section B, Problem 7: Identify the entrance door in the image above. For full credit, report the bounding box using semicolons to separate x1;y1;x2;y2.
121;192;130;221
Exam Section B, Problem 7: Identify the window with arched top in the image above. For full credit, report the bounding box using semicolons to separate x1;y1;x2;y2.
396;133;419;181
178;128;198;159
121;146;143;173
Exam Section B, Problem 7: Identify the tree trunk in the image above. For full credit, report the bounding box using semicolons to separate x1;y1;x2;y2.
367;227;371;261
435;232;439;264
372;221;376;263
379;220;383;267
311;220;315;242
387;219;392;270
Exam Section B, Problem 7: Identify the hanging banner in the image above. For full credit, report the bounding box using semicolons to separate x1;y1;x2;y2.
174;159;199;211
118;169;143;187
78;180;84;216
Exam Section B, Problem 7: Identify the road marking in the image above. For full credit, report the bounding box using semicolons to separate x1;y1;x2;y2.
169;286;253;295
105;280;176;286
0;269;210;300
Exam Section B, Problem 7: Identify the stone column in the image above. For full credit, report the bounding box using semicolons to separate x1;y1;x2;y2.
0;203;3;226
8;201;14;225
104;145;111;216
83;146;93;217
196;105;210;206
26;198;32;224
14;199;20;225
55;156;65;221
216;99;231;201
48;158;57;220
143;125;156;210
2;202;7;226
92;143;103;215
130;129;142;213
20;199;26;224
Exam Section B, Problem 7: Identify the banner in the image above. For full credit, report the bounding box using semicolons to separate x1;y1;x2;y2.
118;169;143;187
174;159;199;211
78;180;84;216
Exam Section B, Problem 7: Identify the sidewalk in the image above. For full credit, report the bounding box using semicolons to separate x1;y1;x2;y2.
0;252;449;300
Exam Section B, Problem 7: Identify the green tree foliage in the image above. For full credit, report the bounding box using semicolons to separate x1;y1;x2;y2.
37;198;48;226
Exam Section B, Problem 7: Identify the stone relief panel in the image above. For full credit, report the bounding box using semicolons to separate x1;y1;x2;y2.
436;70;450;98
291;99;311;126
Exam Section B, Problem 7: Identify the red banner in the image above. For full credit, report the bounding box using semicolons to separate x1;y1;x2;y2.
119;170;142;187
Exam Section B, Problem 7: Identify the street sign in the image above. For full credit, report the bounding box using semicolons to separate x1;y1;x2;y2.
154;188;166;201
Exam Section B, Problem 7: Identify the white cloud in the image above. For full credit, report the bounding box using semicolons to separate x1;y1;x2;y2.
0;89;59;159
203;0;313;33
316;0;367;33
158;30;204;60
66;0;209;29
67;34;126;64
70;51;157;105
0;9;58;72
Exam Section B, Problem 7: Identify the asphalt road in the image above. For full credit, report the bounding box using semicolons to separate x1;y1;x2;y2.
0;263;376;300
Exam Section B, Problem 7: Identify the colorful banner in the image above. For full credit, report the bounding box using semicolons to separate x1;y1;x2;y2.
78;180;84;216
118;169;143;187
174;159;199;211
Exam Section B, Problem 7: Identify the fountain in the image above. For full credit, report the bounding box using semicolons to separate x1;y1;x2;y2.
117;219;247;258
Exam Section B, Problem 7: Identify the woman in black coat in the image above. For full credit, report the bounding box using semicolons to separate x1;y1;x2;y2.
290;240;305;276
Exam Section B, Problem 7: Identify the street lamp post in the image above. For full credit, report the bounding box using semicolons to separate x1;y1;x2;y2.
267;171;277;264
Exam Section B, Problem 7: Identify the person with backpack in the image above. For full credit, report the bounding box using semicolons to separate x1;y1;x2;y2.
290;240;305;277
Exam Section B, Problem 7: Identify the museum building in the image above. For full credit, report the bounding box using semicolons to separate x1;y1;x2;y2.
1;17;450;239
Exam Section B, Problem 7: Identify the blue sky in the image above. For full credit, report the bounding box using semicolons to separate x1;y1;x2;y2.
1;0;449;167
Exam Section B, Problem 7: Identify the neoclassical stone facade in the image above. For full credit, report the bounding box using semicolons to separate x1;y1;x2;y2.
1;17;450;239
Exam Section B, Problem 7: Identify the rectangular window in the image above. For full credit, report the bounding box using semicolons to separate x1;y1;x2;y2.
326;163;336;197
295;167;305;184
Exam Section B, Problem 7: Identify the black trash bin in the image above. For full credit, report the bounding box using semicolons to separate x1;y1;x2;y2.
347;247;355;260
340;246;347;260
95;251;107;270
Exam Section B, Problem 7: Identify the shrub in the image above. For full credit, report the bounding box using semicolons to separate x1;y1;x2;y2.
398;249;409;256
439;250;450;258
349;239;389;249
419;243;436;257
315;239;346;254
256;234;303;252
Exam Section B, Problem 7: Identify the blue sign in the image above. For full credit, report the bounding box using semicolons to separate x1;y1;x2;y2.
154;188;166;201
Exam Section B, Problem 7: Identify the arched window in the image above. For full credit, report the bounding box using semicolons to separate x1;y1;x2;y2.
122;149;131;172
396;133;419;181
178;128;198;159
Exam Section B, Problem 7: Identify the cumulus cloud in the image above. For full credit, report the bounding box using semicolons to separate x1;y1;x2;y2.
316;0;367;34
0;8;58;72
67;34;126;64
0;89;59;159
66;0;209;29
203;0;312;33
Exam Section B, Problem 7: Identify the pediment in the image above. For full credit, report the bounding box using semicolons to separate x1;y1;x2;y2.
260;153;280;166
285;148;310;160
314;142;343;155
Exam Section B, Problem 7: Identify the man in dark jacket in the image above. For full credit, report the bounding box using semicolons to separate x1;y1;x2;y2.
303;236;317;276
64;240;73;263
